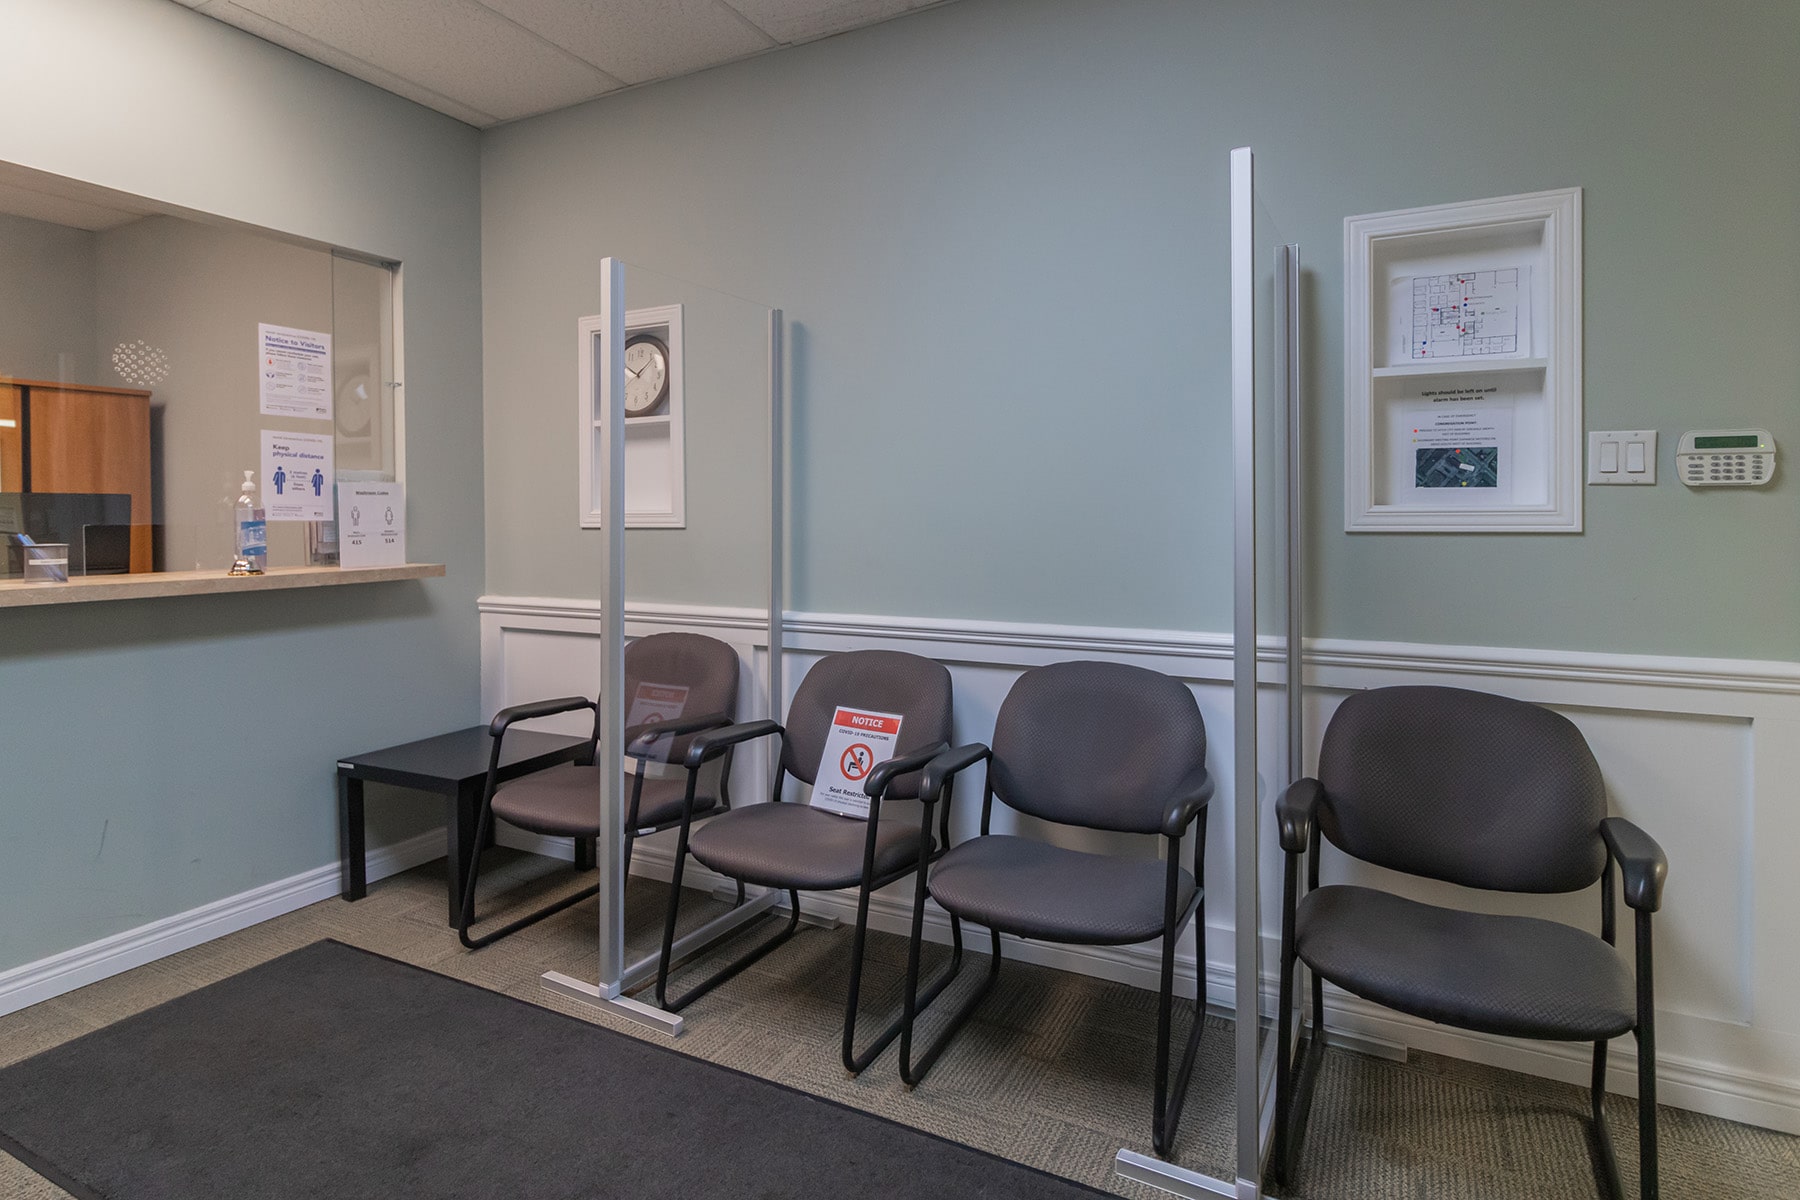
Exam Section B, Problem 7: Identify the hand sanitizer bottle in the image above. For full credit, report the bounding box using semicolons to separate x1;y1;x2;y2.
234;470;267;574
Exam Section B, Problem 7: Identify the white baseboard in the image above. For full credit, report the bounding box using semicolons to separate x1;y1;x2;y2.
0;830;444;1019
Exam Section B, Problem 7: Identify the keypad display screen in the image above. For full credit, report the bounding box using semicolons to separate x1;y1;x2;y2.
1694;435;1760;449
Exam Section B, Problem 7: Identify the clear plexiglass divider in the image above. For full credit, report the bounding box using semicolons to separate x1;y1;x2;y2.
1114;148;1303;1200
542;258;785;1037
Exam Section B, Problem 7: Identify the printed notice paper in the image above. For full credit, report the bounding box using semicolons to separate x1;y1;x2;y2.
336;481;405;567
261;430;335;522
811;707;904;820
259;324;333;421
1404;401;1513;496
626;683;691;760
1404;268;1526;360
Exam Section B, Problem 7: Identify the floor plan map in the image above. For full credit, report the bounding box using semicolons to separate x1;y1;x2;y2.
1410;268;1521;359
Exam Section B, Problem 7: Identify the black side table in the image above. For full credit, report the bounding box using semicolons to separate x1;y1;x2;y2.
337;726;588;925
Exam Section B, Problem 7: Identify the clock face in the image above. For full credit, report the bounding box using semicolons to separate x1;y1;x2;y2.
623;336;670;417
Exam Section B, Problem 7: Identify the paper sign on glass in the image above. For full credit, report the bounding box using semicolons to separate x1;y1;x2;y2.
258;324;333;420
626;683;690;760
336;481;405;566
812;707;904;820
261;430;335;521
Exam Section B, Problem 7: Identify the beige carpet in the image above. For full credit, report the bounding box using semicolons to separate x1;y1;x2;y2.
3;851;1796;1199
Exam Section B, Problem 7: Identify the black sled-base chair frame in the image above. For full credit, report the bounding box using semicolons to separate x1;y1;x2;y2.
654;649;956;1076
901;660;1213;1158
1270;685;1668;1200
457;631;741;950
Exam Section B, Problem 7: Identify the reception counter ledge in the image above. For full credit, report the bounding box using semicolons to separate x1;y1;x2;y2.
0;564;445;608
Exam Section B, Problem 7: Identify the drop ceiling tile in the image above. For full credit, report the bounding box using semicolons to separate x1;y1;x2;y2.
479;0;775;86
198;1;499;126
222;0;621;122
724;0;929;45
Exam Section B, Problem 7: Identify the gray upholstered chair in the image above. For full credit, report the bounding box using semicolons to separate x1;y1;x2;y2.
902;660;1213;1157
655;649;953;1075
1271;685;1667;1200
458;631;740;949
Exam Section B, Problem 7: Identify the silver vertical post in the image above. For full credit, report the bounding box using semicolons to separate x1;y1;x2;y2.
1228;145;1263;1200
767;310;785;737
543;258;691;1034
596;256;627;993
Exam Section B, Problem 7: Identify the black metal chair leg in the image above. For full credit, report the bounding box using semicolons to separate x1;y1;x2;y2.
1272;851;1301;1181
458;795;598;950
1636;913;1659;1200
899;916;1000;1089
1151;910;1207;1158
658;887;801;1013
842;876;967;1077
1591;1039;1624;1200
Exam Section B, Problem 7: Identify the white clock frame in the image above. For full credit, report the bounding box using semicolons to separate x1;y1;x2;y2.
578;303;685;529
1344;187;1582;532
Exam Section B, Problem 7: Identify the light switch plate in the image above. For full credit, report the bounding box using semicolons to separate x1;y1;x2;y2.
1588;429;1658;485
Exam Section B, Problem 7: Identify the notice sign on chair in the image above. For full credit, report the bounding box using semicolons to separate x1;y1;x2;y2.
626;683;690;762
811;708;903;819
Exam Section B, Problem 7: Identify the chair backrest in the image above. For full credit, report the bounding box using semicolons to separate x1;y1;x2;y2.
989;660;1206;836
623;632;740;763
782;649;953;800
1316;685;1606;893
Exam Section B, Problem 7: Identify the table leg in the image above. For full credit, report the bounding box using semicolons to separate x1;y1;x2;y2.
339;774;366;901
445;782;484;927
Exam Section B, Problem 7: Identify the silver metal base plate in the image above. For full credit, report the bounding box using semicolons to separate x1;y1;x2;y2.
1113;1150;1244;1199
541;971;684;1036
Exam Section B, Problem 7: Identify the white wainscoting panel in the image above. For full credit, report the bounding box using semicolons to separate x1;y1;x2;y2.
481;595;1800;1134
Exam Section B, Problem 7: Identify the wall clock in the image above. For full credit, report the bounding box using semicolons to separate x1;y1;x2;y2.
623;333;670;417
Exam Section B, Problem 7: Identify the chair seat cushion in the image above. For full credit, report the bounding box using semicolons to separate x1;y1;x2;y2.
491;766;718;837
688;802;933;891
1296;885;1636;1041
927;835;1195;946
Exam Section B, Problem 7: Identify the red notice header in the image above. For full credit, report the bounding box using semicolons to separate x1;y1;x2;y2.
833;709;903;735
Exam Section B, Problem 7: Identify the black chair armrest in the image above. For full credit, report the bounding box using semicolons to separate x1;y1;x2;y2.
862;742;950;799
489;696;596;738
1277;778;1324;854
918;742;990;802
1161;766;1215;837
683;719;784;771
1600;817;1668;913
625;712;733;761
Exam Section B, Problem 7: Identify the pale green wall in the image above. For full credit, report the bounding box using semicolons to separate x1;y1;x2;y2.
482;0;1800;659
0;0;484;971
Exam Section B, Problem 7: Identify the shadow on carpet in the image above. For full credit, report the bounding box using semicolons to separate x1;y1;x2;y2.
0;939;1110;1199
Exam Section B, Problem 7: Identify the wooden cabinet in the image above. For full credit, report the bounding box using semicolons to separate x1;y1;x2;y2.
3;378;153;573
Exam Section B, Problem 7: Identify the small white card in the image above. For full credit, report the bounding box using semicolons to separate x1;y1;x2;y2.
261;430;335;522
811;707;904;820
259;323;333;420
337;482;405;567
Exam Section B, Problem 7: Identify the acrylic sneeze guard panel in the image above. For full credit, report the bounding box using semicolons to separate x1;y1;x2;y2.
1115;148;1301;1200
544;258;784;1035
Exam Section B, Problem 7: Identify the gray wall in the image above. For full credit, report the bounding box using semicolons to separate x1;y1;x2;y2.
481;0;1800;659
0;213;97;384
0;0;483;972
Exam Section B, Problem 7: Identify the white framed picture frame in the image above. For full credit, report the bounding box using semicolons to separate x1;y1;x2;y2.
1344;187;1582;532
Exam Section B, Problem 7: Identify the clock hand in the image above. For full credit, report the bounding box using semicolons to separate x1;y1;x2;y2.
625;361;644;379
